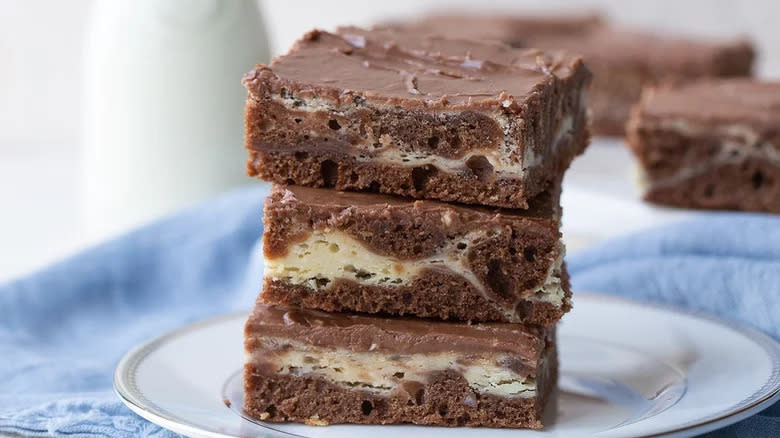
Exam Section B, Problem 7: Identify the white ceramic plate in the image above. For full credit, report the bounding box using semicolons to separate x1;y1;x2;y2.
115;293;779;438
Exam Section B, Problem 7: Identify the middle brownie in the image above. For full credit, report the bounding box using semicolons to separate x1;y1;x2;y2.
262;184;570;325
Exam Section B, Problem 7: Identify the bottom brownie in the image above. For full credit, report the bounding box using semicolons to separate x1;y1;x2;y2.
244;304;558;428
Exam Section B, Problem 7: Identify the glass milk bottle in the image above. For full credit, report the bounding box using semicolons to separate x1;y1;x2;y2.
82;0;269;240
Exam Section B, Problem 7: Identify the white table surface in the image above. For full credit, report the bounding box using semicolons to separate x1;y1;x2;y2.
0;138;695;283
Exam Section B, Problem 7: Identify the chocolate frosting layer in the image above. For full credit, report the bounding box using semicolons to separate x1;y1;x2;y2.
243;29;586;110
245;304;550;360
636;79;780;131
278;183;559;222
393;12;603;47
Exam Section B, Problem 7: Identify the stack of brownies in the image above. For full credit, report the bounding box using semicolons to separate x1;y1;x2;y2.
240;27;592;429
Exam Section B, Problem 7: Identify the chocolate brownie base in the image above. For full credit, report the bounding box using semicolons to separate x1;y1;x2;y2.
262;264;571;326
261;184;570;324
642;159;779;213
243;304;557;428
243;29;591;208
247;120;589;209
243;367;556;429
627;79;780;214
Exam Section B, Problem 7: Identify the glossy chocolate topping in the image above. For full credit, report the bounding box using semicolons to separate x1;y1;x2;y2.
243;29;585;110
246;304;549;359
398;13;603;47
336;25;574;71
638;79;780;128
276;183;559;221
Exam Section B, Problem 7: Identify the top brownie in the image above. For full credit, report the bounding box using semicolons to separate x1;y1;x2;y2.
243;28;591;208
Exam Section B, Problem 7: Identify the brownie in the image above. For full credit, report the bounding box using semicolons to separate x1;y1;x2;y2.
261;184;570;325
396;12;603;48
243;28;591;209
400;14;755;135
534;28;754;136
244;303;557;429
626;79;780;213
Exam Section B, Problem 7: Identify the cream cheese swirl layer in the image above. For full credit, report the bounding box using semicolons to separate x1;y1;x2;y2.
251;343;537;398
264;229;565;315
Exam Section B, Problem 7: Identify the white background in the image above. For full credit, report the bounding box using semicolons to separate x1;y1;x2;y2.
1;0;779;281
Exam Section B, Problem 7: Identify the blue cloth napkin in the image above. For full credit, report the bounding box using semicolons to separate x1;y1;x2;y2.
0;185;777;437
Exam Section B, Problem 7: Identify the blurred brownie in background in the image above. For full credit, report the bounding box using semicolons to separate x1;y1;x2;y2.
401;13;755;135
395;12;603;47
531;27;754;135
626;79;779;213
243;29;591;208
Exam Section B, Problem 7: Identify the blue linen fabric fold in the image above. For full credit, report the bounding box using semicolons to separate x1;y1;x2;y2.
0;185;777;437
0;186;269;438
568;213;780;438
